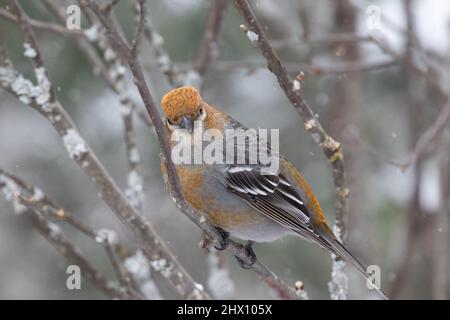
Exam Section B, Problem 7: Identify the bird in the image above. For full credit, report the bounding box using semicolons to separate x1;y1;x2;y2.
160;86;387;299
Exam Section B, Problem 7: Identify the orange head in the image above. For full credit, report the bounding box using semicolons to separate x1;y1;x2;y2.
161;86;205;133
161;86;229;134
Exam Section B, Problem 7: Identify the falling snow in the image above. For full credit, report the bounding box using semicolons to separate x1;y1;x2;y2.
62;129;88;159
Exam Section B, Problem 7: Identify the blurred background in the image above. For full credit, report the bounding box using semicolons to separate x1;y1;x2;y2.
0;0;449;299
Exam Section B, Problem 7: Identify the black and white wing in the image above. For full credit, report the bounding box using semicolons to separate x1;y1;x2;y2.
226;166;338;250
226;166;313;231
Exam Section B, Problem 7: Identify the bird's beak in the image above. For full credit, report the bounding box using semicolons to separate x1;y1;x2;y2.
180;115;194;132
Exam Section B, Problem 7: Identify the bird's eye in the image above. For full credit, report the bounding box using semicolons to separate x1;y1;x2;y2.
198;106;206;121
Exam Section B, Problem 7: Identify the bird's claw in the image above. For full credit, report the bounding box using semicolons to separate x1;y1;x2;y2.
235;240;256;269
214;228;230;251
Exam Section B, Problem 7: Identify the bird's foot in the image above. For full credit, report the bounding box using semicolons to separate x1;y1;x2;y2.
214;227;230;251
235;240;256;269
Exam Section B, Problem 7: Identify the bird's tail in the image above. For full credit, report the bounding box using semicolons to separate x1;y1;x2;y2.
316;224;389;300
